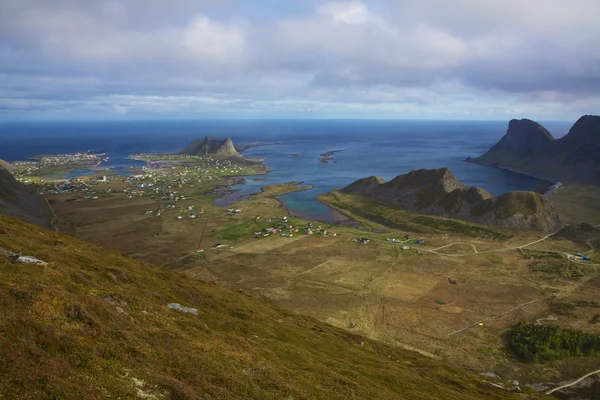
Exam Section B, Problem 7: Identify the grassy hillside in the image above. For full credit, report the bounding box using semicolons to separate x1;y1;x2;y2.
0;215;526;399
318;190;512;240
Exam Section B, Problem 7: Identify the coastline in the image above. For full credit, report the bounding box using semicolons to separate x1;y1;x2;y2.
465;158;560;195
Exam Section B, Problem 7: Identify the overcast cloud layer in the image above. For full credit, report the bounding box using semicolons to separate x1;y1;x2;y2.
0;0;598;120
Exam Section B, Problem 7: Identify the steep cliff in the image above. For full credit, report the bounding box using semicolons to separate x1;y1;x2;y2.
341;168;563;233
179;136;241;157
470;115;600;184
0;160;53;229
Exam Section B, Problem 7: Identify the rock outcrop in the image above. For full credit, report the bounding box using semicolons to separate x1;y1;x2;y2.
0;160;53;229
179;136;241;157
470;115;600;184
341;168;563;233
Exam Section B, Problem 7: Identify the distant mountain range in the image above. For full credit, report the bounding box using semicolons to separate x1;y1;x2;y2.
468;115;600;185
0;159;53;229
341;168;563;233
179;136;241;157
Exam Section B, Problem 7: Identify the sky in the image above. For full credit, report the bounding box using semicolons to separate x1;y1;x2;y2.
0;0;598;121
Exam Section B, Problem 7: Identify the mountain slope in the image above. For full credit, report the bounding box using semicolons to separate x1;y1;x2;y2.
471;115;600;184
341;168;563;233
0;215;523;399
179;136;241;157
0;160;53;229
0;158;15;171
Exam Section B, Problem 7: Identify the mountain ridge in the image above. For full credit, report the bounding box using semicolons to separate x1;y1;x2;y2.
340;168;563;233
470;115;600;184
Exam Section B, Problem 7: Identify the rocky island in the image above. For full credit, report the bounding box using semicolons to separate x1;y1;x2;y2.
329;168;563;233
318;149;345;163
179;136;242;157
468;115;600;185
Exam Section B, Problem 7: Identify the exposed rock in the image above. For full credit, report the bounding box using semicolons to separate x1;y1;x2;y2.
0;160;53;229
167;303;199;316
470;115;600;185
341;168;563;233
178;136;241;157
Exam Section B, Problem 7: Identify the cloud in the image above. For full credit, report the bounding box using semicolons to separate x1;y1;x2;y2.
0;0;599;119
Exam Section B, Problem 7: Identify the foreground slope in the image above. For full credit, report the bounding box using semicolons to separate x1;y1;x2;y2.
341;168;563;233
0;215;523;399
470;115;600;184
179;136;241;157
0;159;53;229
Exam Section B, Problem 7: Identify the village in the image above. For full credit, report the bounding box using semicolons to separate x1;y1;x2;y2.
12;152;109;181
12;149;600;392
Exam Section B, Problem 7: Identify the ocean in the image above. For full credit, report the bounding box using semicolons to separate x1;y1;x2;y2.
0;119;573;221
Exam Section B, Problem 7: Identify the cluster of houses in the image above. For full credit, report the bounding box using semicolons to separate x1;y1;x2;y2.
252;220;337;239
352;235;424;248
13;152;108;180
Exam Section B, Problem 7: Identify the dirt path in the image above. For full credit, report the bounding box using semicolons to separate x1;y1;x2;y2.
45;199;60;232
446;298;544;337
425;231;559;258
300;259;332;275
546;369;600;395
429;242;479;253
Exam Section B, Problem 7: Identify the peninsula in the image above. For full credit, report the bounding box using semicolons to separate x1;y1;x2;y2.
324;168;563;233
468;115;600;185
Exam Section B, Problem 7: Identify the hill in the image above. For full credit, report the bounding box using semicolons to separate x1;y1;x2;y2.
340;168;563;233
179;136;241;157
469;115;600;184
0;160;53;229
0;158;15;171
0;214;523;399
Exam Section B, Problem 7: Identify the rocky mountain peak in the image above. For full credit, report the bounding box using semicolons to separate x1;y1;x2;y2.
488;119;555;157
179;136;241;157
470;115;600;184
340;168;562;233
561;115;600;146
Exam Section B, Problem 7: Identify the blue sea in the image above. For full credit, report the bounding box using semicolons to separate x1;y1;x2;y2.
0;119;573;221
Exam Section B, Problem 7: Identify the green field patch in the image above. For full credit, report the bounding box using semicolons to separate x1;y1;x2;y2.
217;220;266;241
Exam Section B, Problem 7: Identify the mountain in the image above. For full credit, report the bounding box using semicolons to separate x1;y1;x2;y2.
0;159;15;171
469;115;600;184
179;136;241;157
0;159;53;229
341;168;563;233
0;215;522;399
